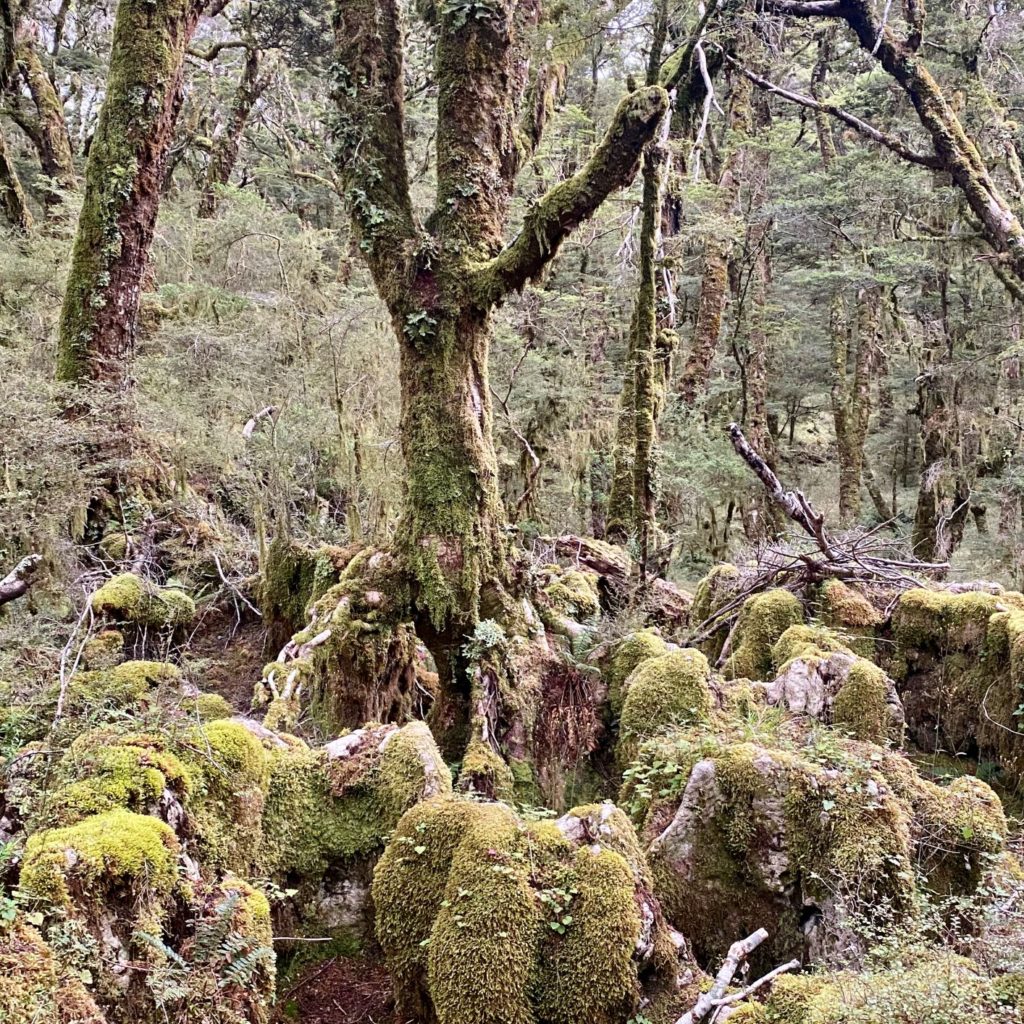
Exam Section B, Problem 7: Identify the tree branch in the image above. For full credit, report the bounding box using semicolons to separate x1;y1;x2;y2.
470;85;670;303
675;928;769;1024
331;0;417;304
0;554;42;608
188;37;249;60
724;54;942;169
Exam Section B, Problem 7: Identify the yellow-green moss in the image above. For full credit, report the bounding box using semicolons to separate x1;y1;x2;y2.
892;588;1003;654
20;808;179;908
541;565;601;620
0;920;104;1024
725;590;804;680
772;624;851;672
90;572;196;627
80;629;125;669
833;659;897;745
619;649;713;761
458;735;516;800
186;691;234;720
691;563;740;623
606;628;670;715
61;659;182;716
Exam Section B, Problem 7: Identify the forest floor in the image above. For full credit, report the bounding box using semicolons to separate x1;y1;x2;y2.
274;954;396;1023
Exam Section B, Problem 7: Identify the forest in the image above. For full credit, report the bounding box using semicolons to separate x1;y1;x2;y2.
2;0;1024;1020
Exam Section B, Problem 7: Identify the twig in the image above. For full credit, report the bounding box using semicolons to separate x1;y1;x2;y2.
676;928;769;1024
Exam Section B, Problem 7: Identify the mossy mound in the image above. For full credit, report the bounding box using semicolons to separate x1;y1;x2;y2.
537;563;601;636
891;588;1024;785
373;797;676;1024
747;948;1021;1022
627;726;1006;972
81;630;125;670
603;628;670;716
691;563;742;662
90;573;196;628
767;628;904;746
724;590;804;680
618;649;714;763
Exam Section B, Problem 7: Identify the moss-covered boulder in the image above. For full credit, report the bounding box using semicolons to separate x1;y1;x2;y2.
90;573;195;628
724;589;804;680
373;797;678;1024
890;587;1024;785
767;626;904;745
618;649;714;763
627;727;1006;973
601;628;670;716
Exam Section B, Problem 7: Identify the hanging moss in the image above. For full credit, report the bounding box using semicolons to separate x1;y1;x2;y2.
724;590;804;680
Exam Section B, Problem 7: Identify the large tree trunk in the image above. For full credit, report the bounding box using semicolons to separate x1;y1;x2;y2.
198;44;265;218
55;0;206;386
15;36;77;208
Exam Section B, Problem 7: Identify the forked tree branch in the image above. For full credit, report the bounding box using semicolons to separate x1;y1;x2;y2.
470;85;670;303
0;554;42;608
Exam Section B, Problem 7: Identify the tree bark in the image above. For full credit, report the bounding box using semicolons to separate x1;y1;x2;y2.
0;124;31;232
15;35;77;208
56;0;206;386
198;44;266;218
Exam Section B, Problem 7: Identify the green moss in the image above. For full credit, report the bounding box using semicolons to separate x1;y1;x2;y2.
892;588;1002;653
725;590;804;680
90;573;196;628
605;628;670;715
692;563;741;622
619;649;713;761
772;624;852;671
541;565;601;620
21;808;179;908
0;921;104;1024
833;659;897;745
61;659;182;717
817;579;880;658
458;735;516;800
186;692;234;720
80;629;124;669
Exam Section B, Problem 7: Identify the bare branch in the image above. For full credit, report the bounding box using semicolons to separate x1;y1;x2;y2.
724;55;942;169
0;553;42;607
676;928;769;1024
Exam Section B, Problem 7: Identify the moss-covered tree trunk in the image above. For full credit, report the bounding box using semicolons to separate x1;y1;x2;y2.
332;0;669;743
55;0;206;386
15;36;77;209
0;125;31;232
198;44;266;218
831;287;876;523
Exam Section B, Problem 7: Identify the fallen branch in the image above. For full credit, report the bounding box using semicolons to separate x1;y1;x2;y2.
243;405;279;440
0;553;42;607
676;928;768;1024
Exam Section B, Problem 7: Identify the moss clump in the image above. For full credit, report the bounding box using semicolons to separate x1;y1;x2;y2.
80;629;125;669
540;564;601;620
0;920;104;1024
36;731;192;829
186;692;234;720
817;579;880;657
832;659;895;745
691;563;741;623
725;590;804;680
457;735;516;800
91;572;196;627
619;649;713;762
772;624;851;671
374;796;668;1024
605;628;670;715
757;950;1015;1023
261;721;452;880
892;588;1003;654
60;659;183;718
20;808;179;908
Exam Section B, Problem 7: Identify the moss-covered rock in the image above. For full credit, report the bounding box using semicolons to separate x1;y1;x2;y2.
724;590;804;681
457;735;516;800
0;919;105;1024
816;579;881;659
81;630;125;670
90;573;196;628
618;649;713;763
373;796;677;1024
603;628;670;716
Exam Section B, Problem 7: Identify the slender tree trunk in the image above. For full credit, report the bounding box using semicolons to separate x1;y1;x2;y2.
0;125;31;232
15;36;77;208
56;0;206;386
198;44;265;218
831;286;876;523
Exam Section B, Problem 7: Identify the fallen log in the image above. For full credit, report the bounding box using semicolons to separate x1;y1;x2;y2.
0;553;42;608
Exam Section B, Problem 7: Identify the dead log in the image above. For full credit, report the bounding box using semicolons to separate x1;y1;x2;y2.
0;553;42;607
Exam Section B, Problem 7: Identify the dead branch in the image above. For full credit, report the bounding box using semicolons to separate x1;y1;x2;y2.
675;928;769;1024
0;553;42;607
243;405;279;440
